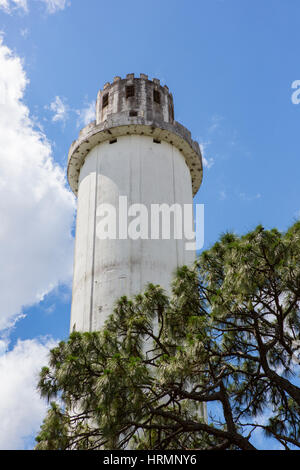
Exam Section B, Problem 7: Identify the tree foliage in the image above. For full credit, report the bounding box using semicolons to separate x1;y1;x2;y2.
35;222;300;450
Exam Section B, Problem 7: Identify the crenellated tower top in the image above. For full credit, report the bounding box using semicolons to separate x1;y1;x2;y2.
67;74;203;197
96;73;175;125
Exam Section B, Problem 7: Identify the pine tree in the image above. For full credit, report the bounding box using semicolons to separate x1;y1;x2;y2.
35;222;300;450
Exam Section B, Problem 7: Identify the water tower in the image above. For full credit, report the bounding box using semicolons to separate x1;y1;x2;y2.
67;73;203;332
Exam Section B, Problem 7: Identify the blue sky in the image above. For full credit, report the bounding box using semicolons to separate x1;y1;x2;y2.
0;0;299;450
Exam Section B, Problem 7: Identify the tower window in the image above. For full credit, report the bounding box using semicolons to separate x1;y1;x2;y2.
129;110;138;117
153;89;161;104
126;85;135;98
102;93;109;108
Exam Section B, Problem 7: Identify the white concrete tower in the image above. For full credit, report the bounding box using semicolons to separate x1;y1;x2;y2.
67;73;203;332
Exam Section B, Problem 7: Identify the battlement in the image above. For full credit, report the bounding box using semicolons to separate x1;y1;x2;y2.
96;73;174;125
68;74;203;198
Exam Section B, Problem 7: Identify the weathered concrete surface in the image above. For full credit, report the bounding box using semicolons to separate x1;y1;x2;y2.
96;74;174;125
70;135;196;332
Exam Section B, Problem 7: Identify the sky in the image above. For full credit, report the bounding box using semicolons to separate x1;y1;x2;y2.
0;0;299;450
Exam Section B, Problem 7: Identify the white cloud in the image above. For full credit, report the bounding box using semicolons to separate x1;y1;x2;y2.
0;38;75;331
0;338;57;449
40;0;70;14
0;0;8;10
208;114;224;134
0;0;28;12
76;100;96;127
0;0;70;14
199;141;214;169
47;95;69;124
